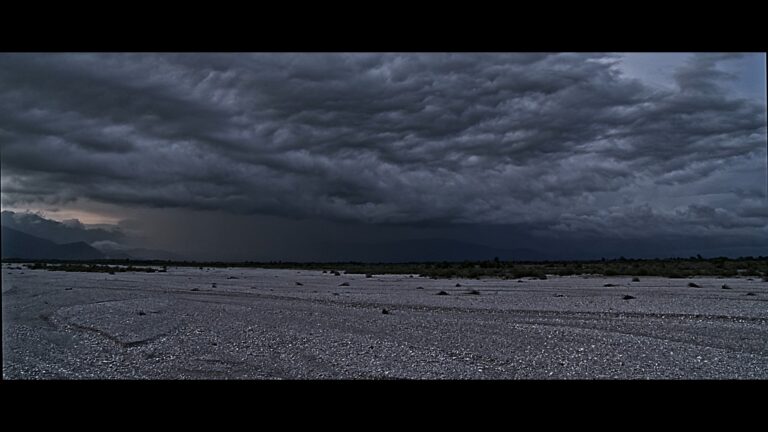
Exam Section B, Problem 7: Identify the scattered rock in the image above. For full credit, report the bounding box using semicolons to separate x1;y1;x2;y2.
409;275;414;278
622;295;635;300
721;284;732;290
191;288;200;291
137;311;146;316
467;289;480;295
333;293;339;296
365;274;373;278
64;287;72;291
109;272;115;275
553;294;564;298
322;270;327;273
436;290;449;296
517;280;524;283
746;292;756;296
332;271;341;276
212;283;217;288
604;283;617;287
455;283;462;287
381;308;390;315
227;276;239;279
632;277;640;282
295;282;303;286
416;286;424;289
688;282;701;288
339;282;350;286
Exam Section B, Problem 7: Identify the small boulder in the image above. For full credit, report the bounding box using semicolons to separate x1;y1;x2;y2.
436;290;449;296
622;295;635;300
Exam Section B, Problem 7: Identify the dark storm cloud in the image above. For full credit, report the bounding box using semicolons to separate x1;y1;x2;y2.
0;53;765;239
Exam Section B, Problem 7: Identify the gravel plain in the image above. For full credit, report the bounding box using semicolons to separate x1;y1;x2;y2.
3;264;767;379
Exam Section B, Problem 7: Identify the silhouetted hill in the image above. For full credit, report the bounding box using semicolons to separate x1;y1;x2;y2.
1;226;105;260
1;210;123;244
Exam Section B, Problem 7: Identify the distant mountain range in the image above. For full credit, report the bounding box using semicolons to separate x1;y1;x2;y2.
1;226;105;260
1;223;546;262
1;225;182;261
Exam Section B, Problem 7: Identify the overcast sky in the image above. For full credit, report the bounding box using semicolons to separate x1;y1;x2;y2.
1;53;766;260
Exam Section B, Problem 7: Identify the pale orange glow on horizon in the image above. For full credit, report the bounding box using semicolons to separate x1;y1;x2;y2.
1;206;121;226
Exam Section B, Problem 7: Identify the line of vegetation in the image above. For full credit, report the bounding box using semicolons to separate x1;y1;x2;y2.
24;263;167;273
4;256;767;279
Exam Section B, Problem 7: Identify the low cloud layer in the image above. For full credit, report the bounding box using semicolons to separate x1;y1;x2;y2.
0;53;765;247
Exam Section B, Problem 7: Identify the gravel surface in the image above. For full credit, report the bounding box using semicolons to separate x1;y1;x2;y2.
3;264;767;379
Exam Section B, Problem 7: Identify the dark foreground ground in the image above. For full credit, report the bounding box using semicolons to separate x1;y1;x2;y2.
3;264;767;379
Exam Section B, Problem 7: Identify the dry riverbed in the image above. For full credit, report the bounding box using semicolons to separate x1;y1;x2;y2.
3;264;767;379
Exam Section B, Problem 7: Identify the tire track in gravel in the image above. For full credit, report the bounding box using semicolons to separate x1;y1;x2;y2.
167;289;768;359
210;290;768;358
44;278;768;359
